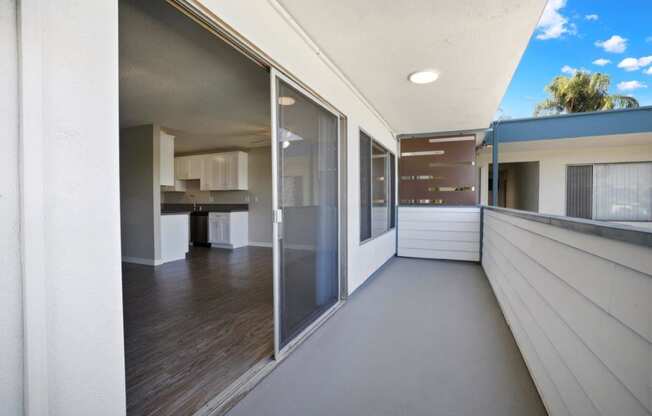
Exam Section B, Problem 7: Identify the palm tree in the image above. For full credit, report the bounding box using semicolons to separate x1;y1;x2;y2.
534;72;639;116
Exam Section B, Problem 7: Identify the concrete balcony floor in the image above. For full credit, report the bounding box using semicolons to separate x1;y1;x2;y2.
227;257;547;416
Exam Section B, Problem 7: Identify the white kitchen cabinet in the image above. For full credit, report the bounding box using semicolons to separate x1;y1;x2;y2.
174;155;204;180
208;211;248;249
161;179;188;193
201;151;248;191
159;131;175;186
175;151;247;190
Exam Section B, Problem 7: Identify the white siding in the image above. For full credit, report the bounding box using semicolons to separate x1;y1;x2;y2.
482;209;652;416
1;0;22;414
398;206;480;261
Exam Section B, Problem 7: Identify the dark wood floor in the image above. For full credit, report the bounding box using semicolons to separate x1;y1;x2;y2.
122;246;273;416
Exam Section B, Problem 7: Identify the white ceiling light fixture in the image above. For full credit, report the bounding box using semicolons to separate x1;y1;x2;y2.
408;69;439;84
278;96;296;106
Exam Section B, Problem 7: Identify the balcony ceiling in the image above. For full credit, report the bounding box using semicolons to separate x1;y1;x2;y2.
277;0;545;134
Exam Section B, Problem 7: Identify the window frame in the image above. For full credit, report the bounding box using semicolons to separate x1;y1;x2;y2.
565;161;652;222
359;128;396;245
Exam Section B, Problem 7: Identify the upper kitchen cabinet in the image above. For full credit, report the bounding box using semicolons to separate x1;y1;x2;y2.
175;155;204;180
159;130;175;186
201;151;248;191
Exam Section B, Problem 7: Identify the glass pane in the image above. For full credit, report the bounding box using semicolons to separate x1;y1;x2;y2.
593;163;652;221
389;152;396;228
371;143;388;237
277;80;339;347
360;132;372;241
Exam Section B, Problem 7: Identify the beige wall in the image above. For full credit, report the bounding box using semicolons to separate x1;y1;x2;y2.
120;125;161;262
479;139;652;221
0;0;23;413
246;147;273;244
482;209;652;416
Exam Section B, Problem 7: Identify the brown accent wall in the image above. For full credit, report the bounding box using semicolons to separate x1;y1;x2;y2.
399;137;477;206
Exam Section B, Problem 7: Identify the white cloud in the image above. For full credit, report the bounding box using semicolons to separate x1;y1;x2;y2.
585;14;599;21
617;80;647;91
644;67;652;75
561;65;578;75
536;0;573;40
595;35;628;53
617;56;652;71
592;58;611;66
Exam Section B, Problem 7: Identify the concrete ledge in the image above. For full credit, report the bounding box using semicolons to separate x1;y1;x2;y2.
482;206;652;249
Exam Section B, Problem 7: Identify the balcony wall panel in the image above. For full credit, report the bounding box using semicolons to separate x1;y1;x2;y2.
482;209;652;416
398;206;480;261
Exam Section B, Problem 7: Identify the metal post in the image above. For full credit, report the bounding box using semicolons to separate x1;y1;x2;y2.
492;123;499;206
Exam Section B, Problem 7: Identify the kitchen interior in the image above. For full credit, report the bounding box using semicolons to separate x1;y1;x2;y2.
118;1;274;415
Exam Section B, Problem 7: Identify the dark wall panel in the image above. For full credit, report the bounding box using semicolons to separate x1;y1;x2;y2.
399;137;477;206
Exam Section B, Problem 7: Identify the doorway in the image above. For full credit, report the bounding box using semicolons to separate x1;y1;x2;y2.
118;1;273;415
118;1;343;414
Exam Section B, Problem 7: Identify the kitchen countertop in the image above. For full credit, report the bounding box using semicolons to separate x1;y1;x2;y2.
161;203;249;215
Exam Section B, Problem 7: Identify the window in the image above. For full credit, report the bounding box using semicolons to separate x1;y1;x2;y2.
566;165;593;219
360;131;395;242
566;162;652;221
593;162;652;221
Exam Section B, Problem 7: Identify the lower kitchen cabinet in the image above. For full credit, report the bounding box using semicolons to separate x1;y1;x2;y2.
208;211;248;249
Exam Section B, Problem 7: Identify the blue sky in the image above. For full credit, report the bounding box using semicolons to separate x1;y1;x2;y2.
497;0;652;120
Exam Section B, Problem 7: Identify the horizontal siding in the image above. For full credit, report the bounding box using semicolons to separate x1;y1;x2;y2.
482;209;652;416
398;207;480;261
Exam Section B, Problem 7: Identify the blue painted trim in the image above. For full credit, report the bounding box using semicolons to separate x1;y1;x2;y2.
485;106;652;144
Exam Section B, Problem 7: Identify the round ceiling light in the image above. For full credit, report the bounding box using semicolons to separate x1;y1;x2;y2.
408;70;439;84
278;96;296;106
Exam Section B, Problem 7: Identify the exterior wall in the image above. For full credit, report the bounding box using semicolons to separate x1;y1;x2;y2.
196;0;398;294
397;207;480;261
120;125;161;264
15;0;397;413
17;1;126;415
479;142;652;224
482;209;652;416
0;0;23;414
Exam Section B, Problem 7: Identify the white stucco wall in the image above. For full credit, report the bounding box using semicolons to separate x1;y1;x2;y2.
1;0;23;414
197;0;398;294
17;1;126;415
15;1;398;413
478;140;652;222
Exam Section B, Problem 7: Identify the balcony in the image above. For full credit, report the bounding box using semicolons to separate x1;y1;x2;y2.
227;255;546;416
225;206;652;416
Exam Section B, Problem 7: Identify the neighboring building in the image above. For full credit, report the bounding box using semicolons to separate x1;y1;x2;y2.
478;107;652;229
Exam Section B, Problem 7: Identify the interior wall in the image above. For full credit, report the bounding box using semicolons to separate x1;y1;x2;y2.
246;146;273;244
0;0;23;413
120;125;161;263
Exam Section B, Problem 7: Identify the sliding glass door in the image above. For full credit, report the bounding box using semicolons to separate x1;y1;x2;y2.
271;70;340;354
